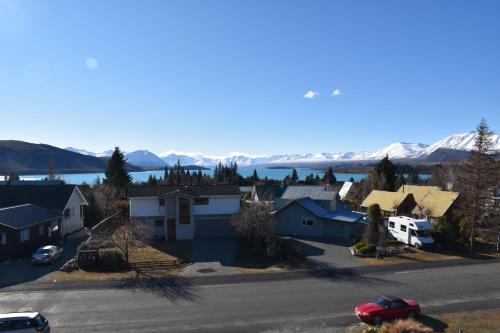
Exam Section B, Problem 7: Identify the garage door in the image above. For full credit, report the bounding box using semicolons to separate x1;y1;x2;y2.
195;218;236;238
323;222;346;239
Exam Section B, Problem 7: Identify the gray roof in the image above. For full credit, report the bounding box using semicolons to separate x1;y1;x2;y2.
274;197;366;223
239;186;253;193
129;185;241;197
0;204;61;230
281;186;338;201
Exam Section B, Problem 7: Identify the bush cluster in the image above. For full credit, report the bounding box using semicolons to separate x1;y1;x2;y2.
98;247;125;270
268;238;302;261
354;241;377;254
384;239;399;246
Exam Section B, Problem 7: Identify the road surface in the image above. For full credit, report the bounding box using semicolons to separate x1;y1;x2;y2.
1;262;500;332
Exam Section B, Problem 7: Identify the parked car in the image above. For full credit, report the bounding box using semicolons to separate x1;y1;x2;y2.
0;312;50;332
31;245;63;265
354;295;420;325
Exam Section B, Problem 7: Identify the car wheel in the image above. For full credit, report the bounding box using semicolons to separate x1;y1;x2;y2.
408;311;417;319
372;315;382;326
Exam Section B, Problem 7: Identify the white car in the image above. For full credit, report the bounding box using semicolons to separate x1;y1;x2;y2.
0;312;50;332
31;245;63;265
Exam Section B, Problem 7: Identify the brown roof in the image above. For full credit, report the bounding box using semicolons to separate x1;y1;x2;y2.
128;185;241;198
411;190;460;218
398;185;441;202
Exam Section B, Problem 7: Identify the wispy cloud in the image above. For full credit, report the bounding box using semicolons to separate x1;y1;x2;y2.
331;89;342;96
304;90;319;99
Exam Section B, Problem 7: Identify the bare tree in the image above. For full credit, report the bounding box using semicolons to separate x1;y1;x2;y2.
112;220;154;264
457;119;498;250
230;202;276;249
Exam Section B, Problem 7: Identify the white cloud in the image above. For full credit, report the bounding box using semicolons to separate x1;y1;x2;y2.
331;89;342;96
85;57;99;70
303;90;319;99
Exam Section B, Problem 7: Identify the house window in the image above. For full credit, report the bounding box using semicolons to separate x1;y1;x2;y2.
194;198;209;205
80;205;84;218
400;225;407;232
389;221;395;228
0;232;6;245
302;218;314;227
155;220;164;227
179;198;191;224
20;229;30;242
159;198;165;206
64;208;70;219
39;225;45;237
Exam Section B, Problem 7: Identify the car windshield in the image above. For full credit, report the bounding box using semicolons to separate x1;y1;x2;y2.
37;249;52;254
415;230;430;237
374;297;391;308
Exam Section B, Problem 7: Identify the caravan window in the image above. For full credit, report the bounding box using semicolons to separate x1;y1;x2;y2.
400;225;407;232
389;221;395;228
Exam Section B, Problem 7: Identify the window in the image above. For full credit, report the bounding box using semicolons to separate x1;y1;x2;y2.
64;208;70;219
20;229;30;242
400;224;407;232
39;225;45;237
0;232;6;245
80;205;84;218
155;220;164;227
179;198;191;224
159;198;165;206
302;218;314;227
389;221;395;228
194;198;209;205
393;299;408;308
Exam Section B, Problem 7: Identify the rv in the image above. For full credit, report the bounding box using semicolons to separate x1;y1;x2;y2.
387;216;434;248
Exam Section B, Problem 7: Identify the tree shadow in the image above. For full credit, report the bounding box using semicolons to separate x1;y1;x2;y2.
120;270;198;302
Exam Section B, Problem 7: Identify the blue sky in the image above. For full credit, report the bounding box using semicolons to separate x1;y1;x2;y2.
0;0;498;156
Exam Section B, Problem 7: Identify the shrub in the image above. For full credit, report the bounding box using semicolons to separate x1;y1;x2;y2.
384;239;399;246
358;243;376;255
355;241;367;250
378;319;433;333
267;238;303;261
98;247;125;271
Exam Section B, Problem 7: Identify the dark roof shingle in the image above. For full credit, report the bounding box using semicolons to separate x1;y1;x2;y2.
0;204;61;230
0;185;78;211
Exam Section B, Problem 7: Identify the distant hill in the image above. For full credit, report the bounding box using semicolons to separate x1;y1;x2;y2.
0;141;142;175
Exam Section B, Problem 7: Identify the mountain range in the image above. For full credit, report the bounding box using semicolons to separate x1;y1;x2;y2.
65;131;500;168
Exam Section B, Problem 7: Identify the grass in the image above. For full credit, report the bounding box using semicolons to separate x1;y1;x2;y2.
356;250;460;266
47;240;191;282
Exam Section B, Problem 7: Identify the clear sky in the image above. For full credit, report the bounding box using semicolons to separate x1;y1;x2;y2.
0;0;499;156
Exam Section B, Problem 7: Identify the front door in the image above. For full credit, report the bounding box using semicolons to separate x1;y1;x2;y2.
167;219;176;240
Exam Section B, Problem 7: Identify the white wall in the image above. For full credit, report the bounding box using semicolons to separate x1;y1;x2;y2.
130;197;165;217
193;196;240;215
62;188;86;236
175;197;194;240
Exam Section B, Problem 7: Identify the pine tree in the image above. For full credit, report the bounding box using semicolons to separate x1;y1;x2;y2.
291;168;298;184
104;147;132;196
457;119;498;250
370;155;399;191
323;166;336;184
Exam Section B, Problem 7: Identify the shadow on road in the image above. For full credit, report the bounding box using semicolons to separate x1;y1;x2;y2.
121;271;198;302
306;264;402;287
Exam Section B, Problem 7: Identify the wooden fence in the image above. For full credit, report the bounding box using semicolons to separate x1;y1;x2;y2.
128;259;186;271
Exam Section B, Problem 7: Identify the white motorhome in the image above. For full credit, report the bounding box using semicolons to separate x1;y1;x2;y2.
387;216;434;248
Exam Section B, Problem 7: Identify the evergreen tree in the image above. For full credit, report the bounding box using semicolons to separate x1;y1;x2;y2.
395;173;406;190
291;168;298;184
104;147;132;196
323;166;337;184
349;177;355;183
369;155;399;191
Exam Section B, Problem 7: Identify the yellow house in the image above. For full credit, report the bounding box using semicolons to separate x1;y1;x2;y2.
397;185;459;219
361;190;417;216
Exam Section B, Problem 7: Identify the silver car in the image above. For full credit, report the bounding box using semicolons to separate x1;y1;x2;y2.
31;245;63;265
0;312;50;332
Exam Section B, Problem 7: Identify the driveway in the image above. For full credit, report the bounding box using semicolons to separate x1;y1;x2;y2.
289;237;363;269
0;229;89;288
181;237;238;277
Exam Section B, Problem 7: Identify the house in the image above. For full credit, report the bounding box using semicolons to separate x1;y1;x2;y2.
0;204;61;261
251;184;287;202
361;190;417;216
398;185;460;219
128;185;241;240
0;184;88;237
272;197;366;241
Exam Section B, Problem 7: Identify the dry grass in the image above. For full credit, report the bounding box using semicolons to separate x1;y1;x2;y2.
435;308;500;333
48;269;136;281
357;251;460;266
378;319;433;333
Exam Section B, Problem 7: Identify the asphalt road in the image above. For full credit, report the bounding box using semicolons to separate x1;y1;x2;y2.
1;263;500;332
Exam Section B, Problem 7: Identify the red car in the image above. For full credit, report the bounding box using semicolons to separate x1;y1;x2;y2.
354;296;420;325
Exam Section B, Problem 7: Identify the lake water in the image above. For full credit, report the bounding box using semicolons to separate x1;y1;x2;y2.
18;167;369;185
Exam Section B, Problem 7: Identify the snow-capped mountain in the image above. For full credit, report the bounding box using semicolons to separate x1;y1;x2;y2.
65;147;97;157
64;131;499;168
416;131;500;157
125;150;166;168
